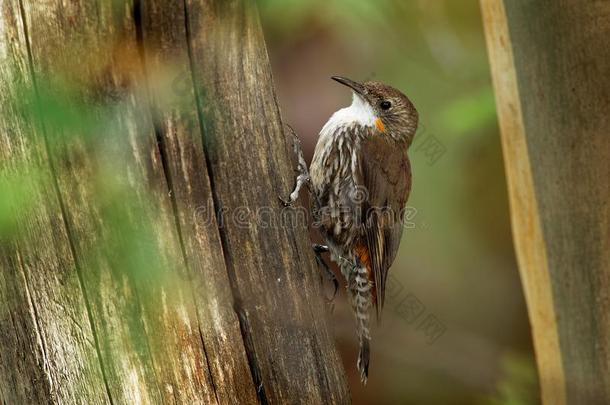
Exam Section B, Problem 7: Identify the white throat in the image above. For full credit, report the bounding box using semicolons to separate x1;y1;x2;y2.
321;92;376;135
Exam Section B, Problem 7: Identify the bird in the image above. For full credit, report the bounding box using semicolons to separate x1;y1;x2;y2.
309;76;418;384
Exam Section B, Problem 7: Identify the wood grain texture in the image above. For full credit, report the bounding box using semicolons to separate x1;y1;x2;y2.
481;0;610;403
184;1;350;403
17;0;219;403
0;0;349;403
137;0;258;402
0;2;109;402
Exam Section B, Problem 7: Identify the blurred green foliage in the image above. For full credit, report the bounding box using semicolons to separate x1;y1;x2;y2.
1;63;170;286
0;164;41;236
482;354;539;405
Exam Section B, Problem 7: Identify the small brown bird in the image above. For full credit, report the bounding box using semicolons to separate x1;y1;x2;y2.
310;77;418;383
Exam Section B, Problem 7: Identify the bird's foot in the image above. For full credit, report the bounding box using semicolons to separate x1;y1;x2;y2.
313;244;330;254
278;195;293;207
279;125;310;207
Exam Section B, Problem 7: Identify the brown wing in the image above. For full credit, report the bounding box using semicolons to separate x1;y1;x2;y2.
358;137;411;319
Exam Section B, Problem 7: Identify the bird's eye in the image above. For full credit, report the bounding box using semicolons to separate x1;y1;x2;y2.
380;100;392;110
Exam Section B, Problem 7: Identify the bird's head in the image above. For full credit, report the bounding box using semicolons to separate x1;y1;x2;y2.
332;76;418;145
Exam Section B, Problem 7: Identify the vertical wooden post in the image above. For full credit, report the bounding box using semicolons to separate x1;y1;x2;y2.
481;1;610;403
0;0;350;403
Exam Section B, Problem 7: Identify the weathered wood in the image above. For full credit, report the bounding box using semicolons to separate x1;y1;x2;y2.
0;2;109;402
0;0;349;404
137;0;258;402
481;1;610;403
10;0;222;403
184;1;350;403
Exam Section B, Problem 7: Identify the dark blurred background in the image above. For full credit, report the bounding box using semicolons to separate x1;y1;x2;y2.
259;1;538;403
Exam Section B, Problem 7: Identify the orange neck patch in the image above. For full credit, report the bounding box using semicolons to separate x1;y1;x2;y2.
375;118;386;133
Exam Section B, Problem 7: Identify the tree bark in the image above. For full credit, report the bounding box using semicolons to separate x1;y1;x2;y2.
0;1;349;404
481;1;610;404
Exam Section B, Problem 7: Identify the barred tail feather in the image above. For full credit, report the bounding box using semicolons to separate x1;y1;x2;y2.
352;264;372;384
358;337;370;384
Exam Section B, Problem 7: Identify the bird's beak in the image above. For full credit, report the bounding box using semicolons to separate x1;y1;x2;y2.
331;76;366;96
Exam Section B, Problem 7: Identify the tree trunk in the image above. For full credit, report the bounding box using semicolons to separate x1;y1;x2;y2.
481;1;610;404
0;1;350;404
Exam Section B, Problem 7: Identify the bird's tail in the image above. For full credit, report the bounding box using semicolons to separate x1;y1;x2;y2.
357;336;370;384
351;264;372;384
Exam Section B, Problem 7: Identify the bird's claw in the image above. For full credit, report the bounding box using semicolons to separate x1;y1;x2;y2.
278;195;293;207
280;123;309;208
313;244;330;253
